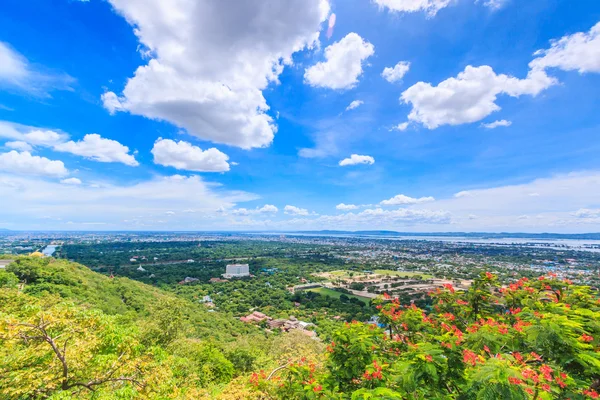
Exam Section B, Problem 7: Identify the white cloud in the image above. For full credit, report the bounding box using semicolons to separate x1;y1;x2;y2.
24;130;68;146
530;22;600;74
4;141;32;151
382;61;410;83
0;174;259;230
276;207;452;229
231;204;279;216
401;65;556;129
284;205;310;216
151;138;229;172
258;204;279;213
101;0;330;149
395;122;410;131
0;122;68;146
454;191;473;198
373;0;508;16
60;177;82;185
54;134;138;166
573;209;600;219
0;41;74;96
0;151;68;177
339;154;375;166
0;122;136;167
304;32;374;90
481;119;512;129
346;100;364;111
481;0;508;10
372;0;452;17
420;171;600;231
381;194;435;205
336;203;359;210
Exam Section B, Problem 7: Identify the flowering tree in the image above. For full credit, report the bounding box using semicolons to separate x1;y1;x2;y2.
250;272;600;399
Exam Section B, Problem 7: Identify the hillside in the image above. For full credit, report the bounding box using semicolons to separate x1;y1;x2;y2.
0;256;322;399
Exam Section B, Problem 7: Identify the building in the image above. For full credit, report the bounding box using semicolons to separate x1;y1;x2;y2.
223;263;250;279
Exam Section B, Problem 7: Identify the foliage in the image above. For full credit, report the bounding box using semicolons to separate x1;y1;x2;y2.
251;272;600;399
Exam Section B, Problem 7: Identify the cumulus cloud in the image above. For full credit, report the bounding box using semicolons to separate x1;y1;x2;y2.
382;61;410;83
336;203;359;210
0;122;68;146
372;0;452;17
24;130;68;146
401;65;556;129
380;194;435;205
0;42;74;96
346;100;364;111
304;32;374;90
102;0;330;149
0;121;136;166
530;22;600;74
60;177;82;185
54;134;138;166
0;151;68;177
481;119;512;129
284;205;310;216
151;138;229;172
339;154;375;166
5;141;32;151
258;204;279;213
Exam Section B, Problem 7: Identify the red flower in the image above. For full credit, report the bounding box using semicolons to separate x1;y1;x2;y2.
443;283;455;293
485;272;494;280
483;345;490;353
463;349;479;366
541;383;551;392
513;352;524;363
540;364;553;381
425;354;433;362
313;385;322;392
508;377;523;385
584;389;600;399
582;334;594;343
383;292;391;299
530;352;543;361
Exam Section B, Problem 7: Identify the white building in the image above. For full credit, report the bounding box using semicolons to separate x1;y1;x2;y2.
223;264;250;279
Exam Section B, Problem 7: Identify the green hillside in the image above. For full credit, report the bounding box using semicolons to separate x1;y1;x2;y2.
0;256;321;399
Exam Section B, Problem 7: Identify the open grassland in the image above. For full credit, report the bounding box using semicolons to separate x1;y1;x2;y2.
373;270;433;279
306;287;370;305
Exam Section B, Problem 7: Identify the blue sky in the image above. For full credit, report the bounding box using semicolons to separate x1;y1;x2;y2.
1;0;600;232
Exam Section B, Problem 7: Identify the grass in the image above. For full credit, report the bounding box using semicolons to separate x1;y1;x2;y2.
307;287;370;305
373;270;433;279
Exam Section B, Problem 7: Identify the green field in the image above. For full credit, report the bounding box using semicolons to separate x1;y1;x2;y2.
373;270;433;279
307;287;370;305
